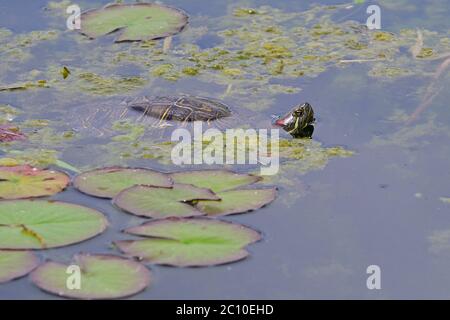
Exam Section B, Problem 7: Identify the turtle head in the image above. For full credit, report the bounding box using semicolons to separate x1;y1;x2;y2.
274;102;315;138
127;96;152;114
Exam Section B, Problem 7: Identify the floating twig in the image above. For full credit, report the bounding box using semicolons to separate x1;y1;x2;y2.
338;58;385;64
163;36;173;54
409;29;423;58
406;57;450;124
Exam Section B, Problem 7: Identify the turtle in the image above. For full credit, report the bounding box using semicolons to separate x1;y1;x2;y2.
126;95;315;138
66;95;315;139
273;102;315;138
127;96;232;122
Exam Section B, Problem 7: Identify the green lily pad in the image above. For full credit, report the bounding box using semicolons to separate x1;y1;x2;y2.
115;218;261;267
0;200;108;249
0;250;40;283
196;188;277;216
73;167;172;198
0;165;70;200
30;254;150;299
113;184;220;219
170;170;262;192
80;3;188;42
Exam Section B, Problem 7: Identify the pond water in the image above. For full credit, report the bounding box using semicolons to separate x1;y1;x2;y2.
0;0;449;299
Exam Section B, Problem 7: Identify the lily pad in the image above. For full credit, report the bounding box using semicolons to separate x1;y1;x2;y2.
115;218;261;267
0;200;108;249
0;250;39;283
0;125;26;142
73;167;172;198
80;3;188;42
0;165;70;200
113;184;220;219
196;188;277;216
170;170;262;192
30;254;150;299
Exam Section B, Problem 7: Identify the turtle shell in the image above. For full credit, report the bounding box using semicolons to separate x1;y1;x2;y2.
127;96;232;122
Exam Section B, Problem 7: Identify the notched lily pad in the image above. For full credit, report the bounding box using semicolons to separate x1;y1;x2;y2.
170;170;262;192
196;188;277;216
0;250;39;283
30;254;150;299
115;218;261;267
0;165;69;200
113;184;220;219
0;200;108;249
80;3;188;42
73;167;172;198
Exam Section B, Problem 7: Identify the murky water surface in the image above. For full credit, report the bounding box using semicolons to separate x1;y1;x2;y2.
0;0;449;299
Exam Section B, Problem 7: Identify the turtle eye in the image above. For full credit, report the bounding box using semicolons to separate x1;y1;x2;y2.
293;108;303;117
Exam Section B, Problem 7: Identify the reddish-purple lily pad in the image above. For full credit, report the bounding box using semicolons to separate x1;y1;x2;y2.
0;125;26;142
30;254;151;299
0;165;70;200
0;250;40;283
196;188;277;216
115;218;261;267
73;167;172;198
170;170;262;193
113;184;220;219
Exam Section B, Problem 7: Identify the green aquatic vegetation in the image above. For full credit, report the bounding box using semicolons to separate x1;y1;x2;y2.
0;29;59;74
311;24;345;37
23;3;449;113
368;65;412;78
440;197;450;204
0;80;49;92
259;139;354;198
0;165;69;200
370;114;450;148
77;72;148;95
21;119;50;128
98;135;352;204
27;127;74;146
115;218;261;267
344;39;368;50
0;200;108;249
46;0;72;10
0;28;13;40
233;8;259;17
278;139;354;161
373;31;394;42
113;184;220;218
150;64;180;81
171;170;261;193
60;66;71;79
74;167;172;199
31;254;150;299
182;67;200;76
112;121;145;142
0;105;21;124
0;250;39;284
1;149;62;168
79;3;188;42
196;188;277;217
222;68;243;78
416;48;434;58
0;154;80;173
